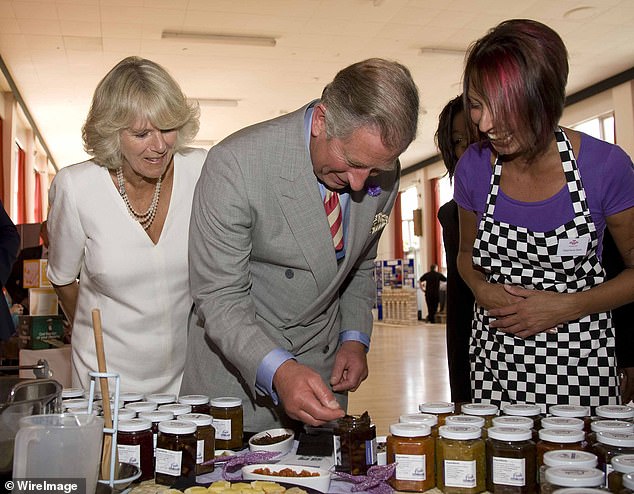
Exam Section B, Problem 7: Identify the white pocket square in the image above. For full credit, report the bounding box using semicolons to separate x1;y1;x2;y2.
370;212;389;234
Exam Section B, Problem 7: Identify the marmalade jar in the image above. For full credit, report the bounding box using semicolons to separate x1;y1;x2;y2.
387;422;435;492
177;413;215;475
436;425;486;494
209;397;243;450
486;426;536;494
592;431;634;481
333;412;377;475
155;420;197;485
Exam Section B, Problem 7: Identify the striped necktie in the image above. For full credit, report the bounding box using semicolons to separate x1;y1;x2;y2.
324;189;344;251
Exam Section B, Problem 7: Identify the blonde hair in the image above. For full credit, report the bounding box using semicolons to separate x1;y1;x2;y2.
82;56;200;169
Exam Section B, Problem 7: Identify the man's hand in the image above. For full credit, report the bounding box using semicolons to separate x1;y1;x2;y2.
273;359;344;426
330;341;368;393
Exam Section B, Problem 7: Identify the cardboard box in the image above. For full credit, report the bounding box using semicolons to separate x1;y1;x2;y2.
29;287;59;316
17;315;65;350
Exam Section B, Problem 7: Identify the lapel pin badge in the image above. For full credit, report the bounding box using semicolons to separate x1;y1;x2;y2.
370;212;389;234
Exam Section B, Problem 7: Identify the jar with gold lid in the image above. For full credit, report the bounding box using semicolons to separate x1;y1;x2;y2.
436;424;486;494
387;422;435;492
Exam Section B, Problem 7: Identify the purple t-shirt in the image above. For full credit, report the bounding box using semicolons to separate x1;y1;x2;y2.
453;132;634;259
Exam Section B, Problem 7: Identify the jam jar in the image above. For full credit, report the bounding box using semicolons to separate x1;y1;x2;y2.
117;418;154;481
540;450;598;487
588;422;634;449
608;455;634;493
446;415;486;430
537;429;586;468
119;391;144;406
209;397;243;450
420;402;455;426
486;426;536;494
436;425;486;494
502;404;543;431
333;412;377;475
550;405;592;433
541;467;605;494
541;418;586;431
595;406;634;422
462;403;499;430
623;472;634;493
400;413;439;438
147;393;177;406
125;401;157;416
177;413;215;475
155;420;197;485
387;422;435;492
593;431;634;480
178;395;210;415
139;410;174;459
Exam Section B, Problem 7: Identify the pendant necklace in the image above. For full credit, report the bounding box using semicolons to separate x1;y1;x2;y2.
116;167;163;230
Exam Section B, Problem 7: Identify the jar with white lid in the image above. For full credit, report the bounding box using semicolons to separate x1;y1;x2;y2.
596;406;634;422
494;416;535;430
63;398;90;411
177;413;215;475
542;418;586;431
551;406;591;418
623;472;634;493
608;455;634;493
155;420;197;485
125;401;157;415
146;393;177;406
119;391;144;406
540;449;598;485
158;403;192;417
178;395;210;415
552;489;608;494
210;397;243;450
486;426;536;494
387;422;435;492
542;467;605;494
503;404;543;431
436;425;486;494
446;415;487;430
116;408;137;420
593;432;634;480
537;429;586;467
117;418;153;481
139;410;174;460
401;413;439;438
420;402;455;426
588;421;634;448
462;403;499;429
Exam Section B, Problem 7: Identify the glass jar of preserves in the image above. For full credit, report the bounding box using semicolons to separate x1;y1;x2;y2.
596;406;634;422
158;403;192;418
537;429;586;467
333;412;377;475
125;401;157;416
139;410;173;460
588;422;634;449
485;426;536;494
147;393;177;406
400;413;439;438
178;413;215;475
420;402;455;426
462;403;499;429
178;395;210;415
446;415;486;430
155;420;197;485
502;404;543;431
540;450;598;487
542;467;605;494
550;405;592;433
436;424;486;494
119;391;144;406
593;431;634;480
542;418;586;431
623;472;634;493
387;422;435;492
608;455;634;493
117;418;154;481
209;397;243;450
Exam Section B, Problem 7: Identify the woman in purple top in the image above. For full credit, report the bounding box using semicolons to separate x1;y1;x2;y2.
454;19;634;411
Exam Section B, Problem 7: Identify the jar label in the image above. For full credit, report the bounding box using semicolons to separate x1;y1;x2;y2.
213;418;232;440
333;435;342;466
117;444;140;468
155;448;182;476
394;453;426;481
197;439;204;464
493;456;526;486
366;438;377;466
153;433;158;455
444;459;477;487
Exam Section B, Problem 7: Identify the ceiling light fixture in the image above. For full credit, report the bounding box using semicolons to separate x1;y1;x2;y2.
162;30;277;47
419;47;465;57
191;98;239;107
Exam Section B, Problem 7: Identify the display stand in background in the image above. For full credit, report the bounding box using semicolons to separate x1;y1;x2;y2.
374;259;417;324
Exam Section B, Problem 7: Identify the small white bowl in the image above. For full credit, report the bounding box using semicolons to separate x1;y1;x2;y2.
242;463;331;492
248;427;294;455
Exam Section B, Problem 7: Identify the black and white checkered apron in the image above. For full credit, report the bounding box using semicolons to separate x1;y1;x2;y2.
470;128;619;412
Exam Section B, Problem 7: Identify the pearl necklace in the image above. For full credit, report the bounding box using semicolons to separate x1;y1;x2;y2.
116;167;163;230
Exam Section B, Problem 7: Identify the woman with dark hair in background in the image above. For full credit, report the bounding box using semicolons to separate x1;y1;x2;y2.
436;95;475;404
455;19;634;410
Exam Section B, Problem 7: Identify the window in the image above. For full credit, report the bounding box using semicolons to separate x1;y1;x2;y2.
572;113;615;143
401;186;420;254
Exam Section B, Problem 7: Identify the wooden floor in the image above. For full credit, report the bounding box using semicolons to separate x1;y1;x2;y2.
347;321;450;437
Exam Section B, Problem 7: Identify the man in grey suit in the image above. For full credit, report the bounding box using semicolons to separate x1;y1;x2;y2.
181;58;419;432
